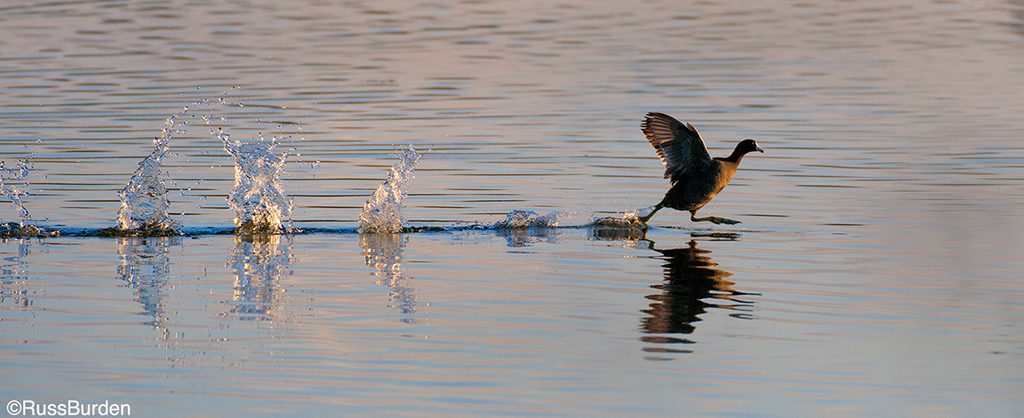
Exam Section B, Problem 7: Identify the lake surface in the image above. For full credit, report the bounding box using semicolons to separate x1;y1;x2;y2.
2;0;1023;416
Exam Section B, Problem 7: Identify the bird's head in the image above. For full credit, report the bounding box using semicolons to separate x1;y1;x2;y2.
723;139;764;163
736;139;764;155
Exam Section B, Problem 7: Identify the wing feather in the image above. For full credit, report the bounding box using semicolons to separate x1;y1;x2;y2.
641;112;713;182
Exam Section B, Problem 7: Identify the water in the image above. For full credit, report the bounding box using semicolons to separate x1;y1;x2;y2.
592;205;654;228
0;159;31;226
493;209;566;228
2;0;1024;416
0;158;56;238
358;146;420;233
221;130;294;234
227;234;293;320
116;237;177;330
113;111;182;235
360;233;418;321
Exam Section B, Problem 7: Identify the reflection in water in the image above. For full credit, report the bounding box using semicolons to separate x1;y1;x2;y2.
1009;0;1024;37
497;223;649;248
497;227;559;248
228;234;293;321
0;240;31;308
117;237;179;332
590;225;647;243
641;238;755;358
359;234;418;323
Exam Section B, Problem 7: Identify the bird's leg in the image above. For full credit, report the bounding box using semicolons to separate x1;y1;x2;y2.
639;203;664;223
690;212;741;225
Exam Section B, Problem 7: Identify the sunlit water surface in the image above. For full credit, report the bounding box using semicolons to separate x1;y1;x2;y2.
1;0;1023;416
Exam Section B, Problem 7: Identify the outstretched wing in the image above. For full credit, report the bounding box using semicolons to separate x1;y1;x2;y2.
642;112;713;182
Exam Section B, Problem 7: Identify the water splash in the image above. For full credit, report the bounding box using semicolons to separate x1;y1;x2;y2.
359;146;421;234
360;233;418;322
494;209;567;229
228;234;293;320
592;205;656;228
114;110;185;236
0;158;55;238
219;129;294;235
0;159;31;225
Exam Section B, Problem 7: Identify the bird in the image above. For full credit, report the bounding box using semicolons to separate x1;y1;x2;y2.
638;112;763;225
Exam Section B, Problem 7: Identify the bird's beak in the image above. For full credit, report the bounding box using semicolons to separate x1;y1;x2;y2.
755;145;764;153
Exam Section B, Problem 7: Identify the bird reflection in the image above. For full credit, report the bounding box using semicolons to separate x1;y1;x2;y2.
359;233;418;323
228;234;292;321
117;237;178;333
641;238;755;358
1010;0;1024;37
0;239;32;308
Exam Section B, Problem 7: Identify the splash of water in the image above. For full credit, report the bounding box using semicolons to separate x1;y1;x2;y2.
360;233;418;321
494;209;567;229
0;159;31;226
358;146;421;234
115;111;184;236
591;205;656;228
219;129;294;234
0;158;55;238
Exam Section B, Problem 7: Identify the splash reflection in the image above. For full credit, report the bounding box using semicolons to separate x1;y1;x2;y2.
0;240;32;308
497;227;560;248
589;225;646;242
359;234;419;323
117;237;179;331
228;234;293;321
641;238;756;359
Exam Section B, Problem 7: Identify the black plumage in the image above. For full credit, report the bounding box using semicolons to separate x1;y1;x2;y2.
640;113;763;225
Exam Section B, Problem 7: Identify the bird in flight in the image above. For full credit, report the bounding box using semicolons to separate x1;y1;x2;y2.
639;112;763;225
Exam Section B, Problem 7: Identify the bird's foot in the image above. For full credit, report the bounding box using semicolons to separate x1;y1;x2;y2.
710;217;741;225
638;204;664;224
691;215;742;225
